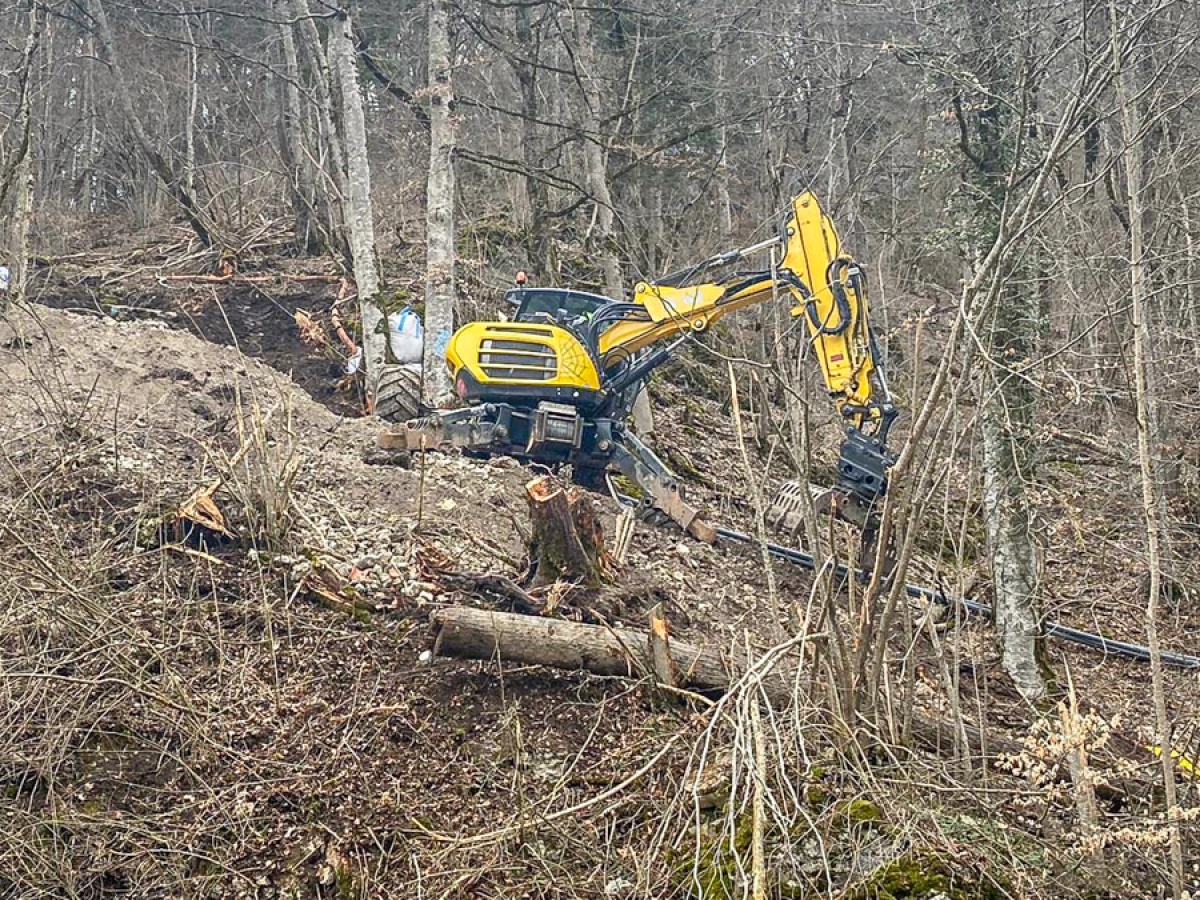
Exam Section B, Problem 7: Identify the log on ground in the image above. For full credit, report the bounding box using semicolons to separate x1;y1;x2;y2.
431;605;748;696
428;606;1138;804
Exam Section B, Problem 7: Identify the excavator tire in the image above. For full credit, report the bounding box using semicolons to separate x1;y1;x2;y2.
374;364;423;423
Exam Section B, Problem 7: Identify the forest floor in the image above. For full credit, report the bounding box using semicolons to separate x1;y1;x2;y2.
1;229;1198;898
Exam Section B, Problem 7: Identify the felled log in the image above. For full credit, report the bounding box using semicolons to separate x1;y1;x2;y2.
525;474;613;586
431;606;744;695
432;607;959;737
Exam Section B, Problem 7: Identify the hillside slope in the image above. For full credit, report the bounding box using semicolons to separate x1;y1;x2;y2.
1;294;1196;898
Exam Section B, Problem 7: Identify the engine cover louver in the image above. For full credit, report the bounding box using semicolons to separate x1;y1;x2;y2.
479;335;557;381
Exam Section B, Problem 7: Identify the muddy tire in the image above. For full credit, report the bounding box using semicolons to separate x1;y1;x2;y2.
374;364;423;423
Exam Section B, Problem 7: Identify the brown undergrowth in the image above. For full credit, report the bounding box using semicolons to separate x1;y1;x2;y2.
0;257;1197;896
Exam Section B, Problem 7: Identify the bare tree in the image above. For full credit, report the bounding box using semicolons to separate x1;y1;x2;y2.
1110;2;1184;893
82;0;216;248
329;2;387;406
290;0;350;255
958;0;1046;701
573;4;622;301
276;0;319;253
423;0;457;406
2;0;41;301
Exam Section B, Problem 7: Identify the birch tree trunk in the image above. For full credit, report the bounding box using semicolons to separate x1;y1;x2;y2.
0;1;41;216
1111;5;1183;893
1183;193;1200;369
965;0;1046;702
5;1;41;303
330;5;387;405
81;32;99;210
11;138;34;301
423;0;457;406
83;0;215;248
183;12;198;199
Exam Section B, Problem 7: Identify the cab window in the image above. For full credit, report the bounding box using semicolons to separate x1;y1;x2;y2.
508;289;613;324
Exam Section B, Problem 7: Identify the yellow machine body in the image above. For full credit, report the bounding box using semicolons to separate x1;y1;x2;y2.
445;321;602;395
443;192;880;425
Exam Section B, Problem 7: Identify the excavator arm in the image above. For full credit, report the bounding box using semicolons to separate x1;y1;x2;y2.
598;193;890;423
595;192;897;526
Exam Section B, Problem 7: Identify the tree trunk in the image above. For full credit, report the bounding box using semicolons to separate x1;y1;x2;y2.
713;31;733;242
11;139;34;301
80;32;100;210
277;1;319;254
525;475;612;586
514;2;549;277
575;8;623;300
83;0;215;248
0;1;41;217
330;6;387;404
183;12;199;200
1182;193;1200;370
981;360;1043;701
1111;5;1184;893
5;1;40;303
963;0;1046;702
423;0;457;406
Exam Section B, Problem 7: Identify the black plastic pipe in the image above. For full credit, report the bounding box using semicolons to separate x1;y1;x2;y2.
712;525;1200;671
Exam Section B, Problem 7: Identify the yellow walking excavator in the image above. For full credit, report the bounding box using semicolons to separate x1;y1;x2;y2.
386;192;898;559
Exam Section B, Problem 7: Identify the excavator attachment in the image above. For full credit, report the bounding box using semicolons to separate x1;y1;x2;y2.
766;478;895;579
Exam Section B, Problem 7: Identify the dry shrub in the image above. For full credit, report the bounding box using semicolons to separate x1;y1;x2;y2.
212;388;303;552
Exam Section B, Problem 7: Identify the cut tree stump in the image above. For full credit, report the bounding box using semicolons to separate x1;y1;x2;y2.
525;474;613;586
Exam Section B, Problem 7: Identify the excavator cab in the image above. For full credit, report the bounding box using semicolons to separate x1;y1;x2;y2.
507;287;616;328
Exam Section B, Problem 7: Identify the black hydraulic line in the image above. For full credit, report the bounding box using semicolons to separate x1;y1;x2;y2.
711;525;1200;671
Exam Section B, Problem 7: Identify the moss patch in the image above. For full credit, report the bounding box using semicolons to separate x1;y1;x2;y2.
848;851;1009;900
832;798;884;831
670;814;754;900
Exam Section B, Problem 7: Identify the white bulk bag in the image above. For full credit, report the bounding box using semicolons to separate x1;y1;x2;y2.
388;307;424;365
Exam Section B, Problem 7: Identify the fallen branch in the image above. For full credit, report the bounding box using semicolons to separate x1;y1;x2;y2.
160;273;342;284
436;570;542;614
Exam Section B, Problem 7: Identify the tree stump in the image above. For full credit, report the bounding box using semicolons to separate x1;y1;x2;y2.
525;474;613;586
